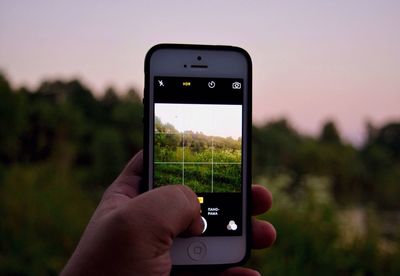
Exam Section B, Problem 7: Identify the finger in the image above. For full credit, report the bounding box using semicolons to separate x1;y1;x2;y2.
120;150;144;177
103;150;144;200
124;185;203;243
252;184;273;215
252;218;276;249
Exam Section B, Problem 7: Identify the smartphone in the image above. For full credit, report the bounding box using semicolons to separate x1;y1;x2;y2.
144;44;252;266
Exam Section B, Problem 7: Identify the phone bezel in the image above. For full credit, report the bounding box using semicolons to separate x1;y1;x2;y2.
144;44;252;267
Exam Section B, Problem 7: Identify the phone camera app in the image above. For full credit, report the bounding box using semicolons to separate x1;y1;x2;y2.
153;76;244;236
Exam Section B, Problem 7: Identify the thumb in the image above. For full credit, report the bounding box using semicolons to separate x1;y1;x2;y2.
103;150;144;200
120;185;203;254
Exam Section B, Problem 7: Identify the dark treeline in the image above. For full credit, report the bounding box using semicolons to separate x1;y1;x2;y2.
155;116;241;152
1;70;398;207
1;71;400;275
0;72;143;188
253;119;400;210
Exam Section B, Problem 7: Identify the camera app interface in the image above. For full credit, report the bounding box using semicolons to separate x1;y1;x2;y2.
153;77;243;236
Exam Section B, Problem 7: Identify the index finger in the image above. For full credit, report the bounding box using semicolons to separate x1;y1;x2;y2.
252;184;273;215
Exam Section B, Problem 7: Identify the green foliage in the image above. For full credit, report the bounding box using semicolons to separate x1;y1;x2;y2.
0;163;94;275
0;73;28;162
153;119;241;192
320;120;341;144
249;176;400;275
251;119;400;275
360;122;400;209
0;71;399;274
252;119;301;176
0;72;143;274
91;127;125;186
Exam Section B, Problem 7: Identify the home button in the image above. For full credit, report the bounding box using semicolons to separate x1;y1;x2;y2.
187;242;207;261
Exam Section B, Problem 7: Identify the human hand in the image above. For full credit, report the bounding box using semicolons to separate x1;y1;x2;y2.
61;151;276;276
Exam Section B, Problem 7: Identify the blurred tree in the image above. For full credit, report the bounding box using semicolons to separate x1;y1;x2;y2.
68;81;100;119
37;80;100;121
362;122;400;209
0;72;27;164
101;87;119;118
320;120;341;144
1;71;399;275
295;139;363;203
112;94;143;157
248;176;398;276
126;88;141;102
252;119;301;178
91;127;125;186
375;123;400;160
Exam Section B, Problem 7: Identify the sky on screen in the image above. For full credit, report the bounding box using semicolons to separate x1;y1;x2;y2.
155;103;242;139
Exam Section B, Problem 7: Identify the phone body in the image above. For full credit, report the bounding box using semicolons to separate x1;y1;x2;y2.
144;44;252;266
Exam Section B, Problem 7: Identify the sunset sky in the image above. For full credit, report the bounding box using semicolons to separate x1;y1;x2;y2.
156;104;242;139
1;1;399;145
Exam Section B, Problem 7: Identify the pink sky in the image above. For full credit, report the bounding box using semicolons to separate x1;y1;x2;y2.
1;1;399;145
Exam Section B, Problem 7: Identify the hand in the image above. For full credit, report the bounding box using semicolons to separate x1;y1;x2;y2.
61;151;276;276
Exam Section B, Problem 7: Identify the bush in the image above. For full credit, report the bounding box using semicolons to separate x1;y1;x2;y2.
248;174;400;275
0;163;95;275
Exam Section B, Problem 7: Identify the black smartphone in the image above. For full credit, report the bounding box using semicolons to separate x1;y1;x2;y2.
144;44;252;266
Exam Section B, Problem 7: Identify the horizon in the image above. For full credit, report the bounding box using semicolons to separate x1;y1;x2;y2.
155;104;242;140
1;0;399;145
1;69;395;147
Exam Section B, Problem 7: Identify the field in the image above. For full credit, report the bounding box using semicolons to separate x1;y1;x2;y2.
154;118;242;192
2;74;400;275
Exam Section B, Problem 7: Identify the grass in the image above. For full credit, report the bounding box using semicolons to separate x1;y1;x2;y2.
154;147;241;192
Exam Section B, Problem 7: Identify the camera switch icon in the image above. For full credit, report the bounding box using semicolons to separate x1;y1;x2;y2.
232;82;241;89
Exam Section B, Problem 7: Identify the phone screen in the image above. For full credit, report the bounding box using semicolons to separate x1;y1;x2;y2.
153;76;243;236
